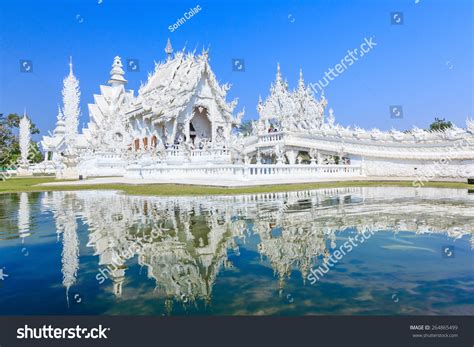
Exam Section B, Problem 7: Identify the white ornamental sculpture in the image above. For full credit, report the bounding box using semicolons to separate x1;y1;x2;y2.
19;112;31;172
326;108;336;128
309;148;318;165
63;57;81;154
275;144;286;164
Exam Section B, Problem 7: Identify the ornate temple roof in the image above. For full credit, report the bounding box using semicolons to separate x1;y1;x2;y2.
254;64;474;153
127;45;243;125
83;57;135;152
257;64;327;131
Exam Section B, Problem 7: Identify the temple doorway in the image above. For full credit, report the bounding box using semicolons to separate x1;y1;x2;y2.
190;106;212;146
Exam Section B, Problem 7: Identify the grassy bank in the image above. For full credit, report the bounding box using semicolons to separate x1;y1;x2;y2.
0;177;472;196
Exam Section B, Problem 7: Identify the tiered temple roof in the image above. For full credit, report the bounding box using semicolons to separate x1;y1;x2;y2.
83;56;134;153
257;64;327;131
126;47;243;125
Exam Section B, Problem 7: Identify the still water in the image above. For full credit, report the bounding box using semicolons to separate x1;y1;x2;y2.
0;187;473;315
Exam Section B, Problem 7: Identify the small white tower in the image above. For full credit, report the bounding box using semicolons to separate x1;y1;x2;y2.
19;111;32;173
53;105;66;136
108;56;127;86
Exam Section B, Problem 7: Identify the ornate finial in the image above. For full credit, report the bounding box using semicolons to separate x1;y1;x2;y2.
69;56;73;75
327;107;335;127
200;45;209;61
165;38;173;61
298;68;304;89
57;104;63;121
275;63;283;84
108;56;127;86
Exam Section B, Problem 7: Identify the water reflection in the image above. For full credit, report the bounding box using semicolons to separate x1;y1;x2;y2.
17;192;30;240
1;187;473;314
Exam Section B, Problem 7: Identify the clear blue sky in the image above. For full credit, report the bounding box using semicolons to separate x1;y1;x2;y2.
0;0;472;141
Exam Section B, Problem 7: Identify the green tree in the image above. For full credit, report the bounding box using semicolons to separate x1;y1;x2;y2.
0;113;43;167
236;120;254;136
429;117;453;132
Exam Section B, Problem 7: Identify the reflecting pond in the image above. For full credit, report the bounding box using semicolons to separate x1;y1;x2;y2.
0;187;473;315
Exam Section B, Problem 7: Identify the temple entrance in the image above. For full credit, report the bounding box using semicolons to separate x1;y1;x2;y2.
190;106;212;147
189;123;197;144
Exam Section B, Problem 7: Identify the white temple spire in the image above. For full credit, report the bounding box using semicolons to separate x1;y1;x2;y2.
327;107;335;127
69;56;73;75
62;57;81;151
276;63;282;83
165;38;173;61
298;68;305;90
19;112;31;168
108;56;127;86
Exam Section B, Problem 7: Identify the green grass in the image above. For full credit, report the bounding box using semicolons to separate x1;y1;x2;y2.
0;177;471;196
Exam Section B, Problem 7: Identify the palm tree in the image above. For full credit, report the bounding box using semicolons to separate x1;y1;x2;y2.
236;120;254;136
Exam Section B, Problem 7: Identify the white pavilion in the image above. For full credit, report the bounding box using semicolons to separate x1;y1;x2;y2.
36;40;474;184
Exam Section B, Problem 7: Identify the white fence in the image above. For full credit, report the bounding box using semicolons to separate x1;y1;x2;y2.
126;163;363;181
258;132;284;143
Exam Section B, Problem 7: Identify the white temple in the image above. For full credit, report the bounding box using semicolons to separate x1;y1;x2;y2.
35;40;474;183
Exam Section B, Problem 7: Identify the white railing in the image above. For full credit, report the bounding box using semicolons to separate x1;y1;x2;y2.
92;152;122;160
247;164;361;176
164;148;230;158
258;132;284;143
126;163;363;181
131;148;231;162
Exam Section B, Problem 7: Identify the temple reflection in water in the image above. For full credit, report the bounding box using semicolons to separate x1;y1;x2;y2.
25;187;472;312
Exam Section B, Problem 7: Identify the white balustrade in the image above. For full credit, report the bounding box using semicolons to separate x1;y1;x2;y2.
258;132;284;143
125;163;362;181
